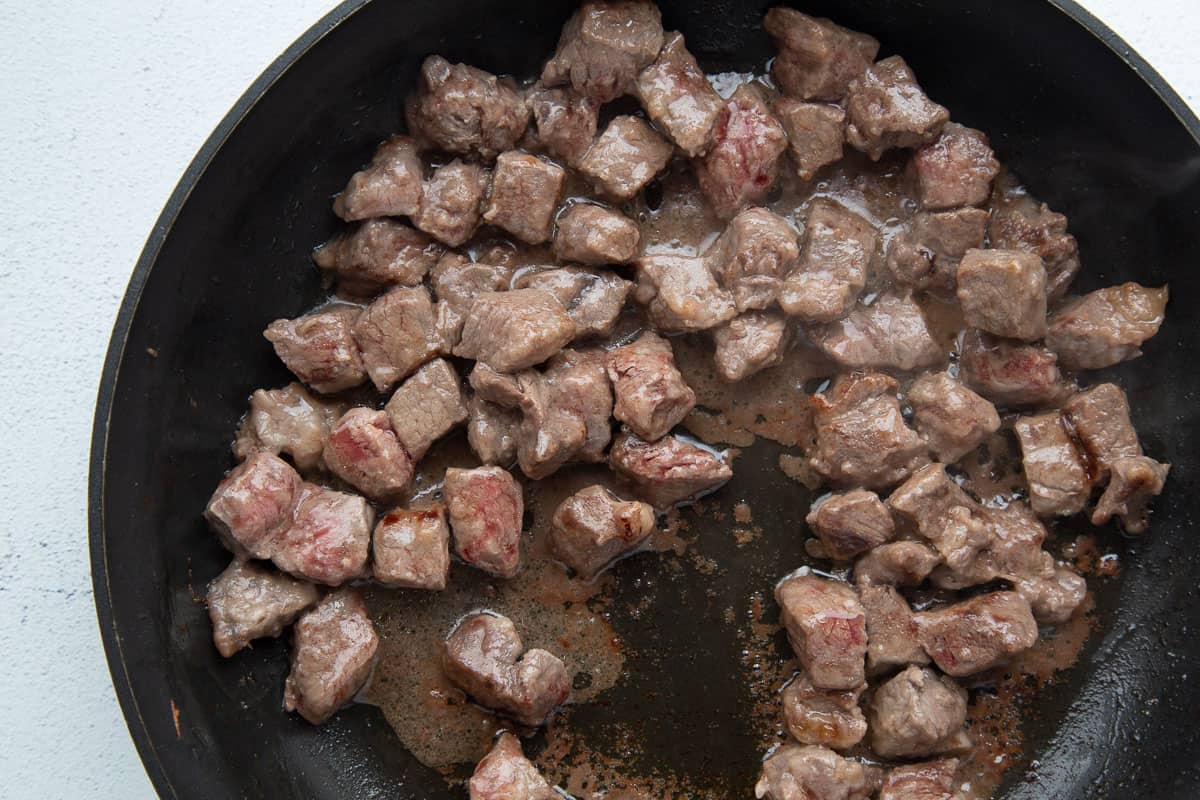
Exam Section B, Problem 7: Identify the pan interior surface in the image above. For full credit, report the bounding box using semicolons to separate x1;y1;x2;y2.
90;1;1200;798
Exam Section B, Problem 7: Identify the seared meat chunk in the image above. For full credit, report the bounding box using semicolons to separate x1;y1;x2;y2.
879;759;959;800
467;395;520;466
810;372;928;491
407;56;529;160
635;31;724;156
959;330;1071;408
713;312;791;382
545;349;615;464
1013;412;1090;517
205;453;302;556
887;208;988;292
1046;283;1169;370
808;293;943;372
854;541;941;587
989;187;1080;300
207;560;318;658
696;84;789;219
431;253;513;348
610;432;731;508
868;666;969;759
755;744;880;800
351;286;441;392
578;115;673;200
782;674;867;750
915;591;1038;677
513;266;633;339
455;289;575;372
1092;455;1169;534
549;485;656;578
607;331;696;441
912;124;999;210
483;152;566;245
764;8;880;102
956;249;1047;342
514;349;613;478
526;85;599;168
314;219;442;296
1062;383;1142;481
470;733;557;800
413;160;490;247
887;464;990;572
284;589;378;725
1019;564;1089;626
707;208;798;313
384;358;468;461
372;506;451;590
806;489;895;561
860;584;929;674
845;56;949;160
542;0;664;104
323;408;414;500
636;254;737;332
444;466;524;578
553;204;640;265
233;383;343;472
264;307;365;394
442;611;570;726
332;135;423;221
775;572;867;690
273;483;373;585
779;198;874;321
908;372;1000;463
776;99;846;180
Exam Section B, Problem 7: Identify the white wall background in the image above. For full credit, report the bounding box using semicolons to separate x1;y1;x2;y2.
0;1;1195;796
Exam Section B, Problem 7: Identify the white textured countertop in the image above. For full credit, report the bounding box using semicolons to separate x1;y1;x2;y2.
0;1;1194;796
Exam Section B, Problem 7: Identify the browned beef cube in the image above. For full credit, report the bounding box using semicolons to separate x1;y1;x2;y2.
908;372;1000;463
541;0;664;104
314;219;443;297
332;135;423;221
1062;384;1142;483
513;266;633;339
776;98;846;180
956;249;1048;341
414;160;490;247
526;85;599;168
442;611;570;726
854;541;941;587
207;559;318;658
887;464;991;572
454;289;575;372
756;744;881;800
1092;455;1169;534
634;31;723;156
607;331;696;441
233;383;344;473
775;572;867;690
779;198;874;321
284;589;378;724
406;56;529;160
549;484;656;578
372;505;451;589
540;348;614;465
469;733;557;800
912;123;1000;210
444;466;524;578
807;489;895;561
323;408;414;500
1046;283;1169;370
915;591;1038;677
384;358;468;461
763;8;880;102
868;666;969;759
636;254;737;332
483;152;566;244
989;186;1080;300
1018;564;1088;625
351;286;441;392
205;453;302;557
887;208;988;292
264;307;366;394
807;293;943;372
860;584;929;675
928;500;1053;593
695;84;788;219
467;395;520;466
431;252;514;349
1013;412;1090;517
712;311;791;382
782;674;867;751
845;56;949;160
811;372;929;490
879;759;959;800
578;115;673;200
609;432;731;508
552;203;641;265
272;483;373;585
706;208;796;312
959;330;1072;408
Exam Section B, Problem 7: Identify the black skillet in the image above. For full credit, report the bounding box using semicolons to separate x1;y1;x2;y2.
90;1;1200;797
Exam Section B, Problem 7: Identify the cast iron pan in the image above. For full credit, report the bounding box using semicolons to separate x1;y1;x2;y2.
90;0;1200;797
